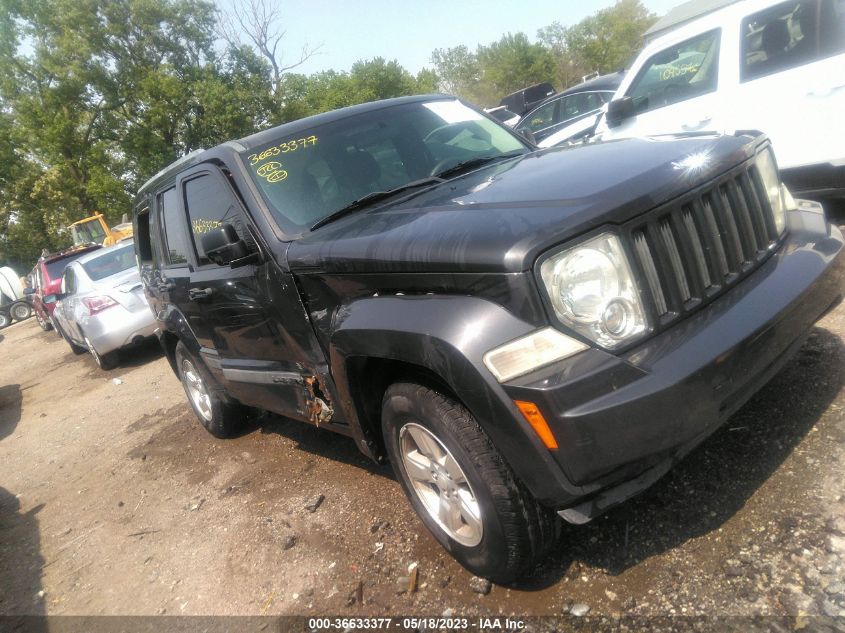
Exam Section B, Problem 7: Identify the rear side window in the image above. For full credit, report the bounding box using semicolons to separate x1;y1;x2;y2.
158;187;190;266
520;100;557;133
742;0;845;82
627;29;721;113
182;174;241;266
63;267;76;294
135;205;153;264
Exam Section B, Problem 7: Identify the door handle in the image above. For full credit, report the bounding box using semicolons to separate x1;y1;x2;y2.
681;115;712;130
189;287;214;301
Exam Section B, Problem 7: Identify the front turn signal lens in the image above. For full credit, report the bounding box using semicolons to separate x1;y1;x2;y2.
515;400;558;450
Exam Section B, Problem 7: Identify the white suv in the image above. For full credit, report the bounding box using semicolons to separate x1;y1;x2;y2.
595;0;845;201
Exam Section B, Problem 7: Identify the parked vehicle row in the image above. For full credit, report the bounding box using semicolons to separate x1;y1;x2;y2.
48;241;157;370
130;94;843;583
560;0;845;202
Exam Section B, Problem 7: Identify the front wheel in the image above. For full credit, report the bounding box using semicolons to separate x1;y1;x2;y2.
381;383;558;584
175;341;245;438
34;309;52;331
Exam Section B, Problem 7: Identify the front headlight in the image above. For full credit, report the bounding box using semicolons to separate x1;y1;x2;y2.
539;232;648;349
755;148;787;235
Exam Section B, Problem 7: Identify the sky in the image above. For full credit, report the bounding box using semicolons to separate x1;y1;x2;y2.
218;0;682;76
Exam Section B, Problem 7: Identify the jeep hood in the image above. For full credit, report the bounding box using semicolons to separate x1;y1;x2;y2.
287;134;764;274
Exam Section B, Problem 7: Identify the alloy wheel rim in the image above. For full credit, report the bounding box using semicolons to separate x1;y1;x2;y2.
181;359;213;422
399;422;483;547
85;336;102;367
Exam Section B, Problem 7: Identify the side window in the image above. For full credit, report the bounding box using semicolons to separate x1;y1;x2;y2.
63;268;75;295
559;92;604;122
522;101;557;132
820;0;845;56
158;187;190;266
135;205;153;265
183;173;241;266
628;29;721;113
742;0;844;82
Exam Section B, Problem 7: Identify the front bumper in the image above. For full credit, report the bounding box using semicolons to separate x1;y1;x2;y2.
502;209;844;513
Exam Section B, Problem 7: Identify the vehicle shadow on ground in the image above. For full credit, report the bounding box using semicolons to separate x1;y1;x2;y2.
249;413;393;479
77;338;163;377
519;326;845;590
115;338;164;369
0;384;22;442
0;487;46;624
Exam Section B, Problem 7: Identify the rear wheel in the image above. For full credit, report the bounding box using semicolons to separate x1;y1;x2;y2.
56;323;86;355
35;309;52;331
84;334;118;370
175;341;245;438
381;382;558;584
0;311;10;328
10;301;31;321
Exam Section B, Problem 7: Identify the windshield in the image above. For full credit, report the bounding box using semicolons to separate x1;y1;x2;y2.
70;219;107;245
241;99;528;232
81;244;136;281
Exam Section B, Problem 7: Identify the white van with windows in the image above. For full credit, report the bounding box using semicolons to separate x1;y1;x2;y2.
595;0;845;201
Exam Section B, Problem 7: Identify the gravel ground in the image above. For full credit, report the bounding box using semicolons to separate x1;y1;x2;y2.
1;241;844;619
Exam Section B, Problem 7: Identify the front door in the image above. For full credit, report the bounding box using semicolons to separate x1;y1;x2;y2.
175;165;325;421
611;27;726;137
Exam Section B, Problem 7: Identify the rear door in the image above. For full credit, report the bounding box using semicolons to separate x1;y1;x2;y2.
176;164;323;421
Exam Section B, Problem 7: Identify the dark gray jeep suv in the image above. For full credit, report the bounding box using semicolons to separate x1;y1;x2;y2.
133;95;844;582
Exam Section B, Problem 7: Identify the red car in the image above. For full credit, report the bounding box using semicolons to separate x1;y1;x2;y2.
32;245;101;331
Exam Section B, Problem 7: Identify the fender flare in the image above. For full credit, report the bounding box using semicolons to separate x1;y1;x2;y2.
329;294;585;503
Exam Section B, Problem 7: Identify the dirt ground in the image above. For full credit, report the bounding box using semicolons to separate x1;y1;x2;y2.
1;264;845;619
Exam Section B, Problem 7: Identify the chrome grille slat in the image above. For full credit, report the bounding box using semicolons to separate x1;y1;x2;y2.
700;196;730;279
633;230;668;316
658;219;691;303
682;207;712;289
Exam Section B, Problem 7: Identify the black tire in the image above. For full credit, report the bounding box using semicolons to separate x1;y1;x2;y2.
56;323;87;355
83;333;118;370
0;311;10;328
10;301;32;321
381;382;558;584
35;309;52;331
174;341;245;438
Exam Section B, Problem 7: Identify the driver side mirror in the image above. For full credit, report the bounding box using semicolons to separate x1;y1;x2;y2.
606;97;636;128
43;293;64;304
23;287;35;295
201;224;258;268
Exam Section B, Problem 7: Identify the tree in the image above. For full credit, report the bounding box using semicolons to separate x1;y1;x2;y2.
217;0;321;96
539;0;657;90
430;45;481;98
477;33;556;102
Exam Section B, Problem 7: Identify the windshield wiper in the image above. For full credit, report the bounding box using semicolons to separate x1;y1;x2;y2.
310;177;444;231
432;151;525;180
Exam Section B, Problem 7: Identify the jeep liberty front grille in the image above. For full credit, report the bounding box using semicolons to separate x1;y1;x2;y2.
627;162;782;328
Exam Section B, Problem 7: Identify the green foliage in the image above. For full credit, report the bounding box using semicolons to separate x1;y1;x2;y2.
433;0;656;107
0;0;657;270
540;0;657;88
